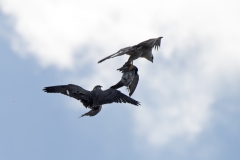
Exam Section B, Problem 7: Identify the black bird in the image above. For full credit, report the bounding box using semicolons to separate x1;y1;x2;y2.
98;37;163;64
43;85;140;117
110;63;139;96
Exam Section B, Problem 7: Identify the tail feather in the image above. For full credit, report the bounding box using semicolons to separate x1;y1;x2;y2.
79;106;102;118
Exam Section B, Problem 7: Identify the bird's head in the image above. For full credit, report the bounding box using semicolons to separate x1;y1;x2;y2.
145;54;153;63
93;85;102;90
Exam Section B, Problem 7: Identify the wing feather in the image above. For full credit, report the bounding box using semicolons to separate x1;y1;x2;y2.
43;84;90;101
98;47;133;63
134;37;163;50
96;88;140;106
129;74;139;96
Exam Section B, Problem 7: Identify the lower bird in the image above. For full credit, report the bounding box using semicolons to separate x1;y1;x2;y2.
43;84;140;117
110;62;139;96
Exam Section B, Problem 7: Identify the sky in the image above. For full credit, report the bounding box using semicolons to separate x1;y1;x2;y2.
0;0;240;159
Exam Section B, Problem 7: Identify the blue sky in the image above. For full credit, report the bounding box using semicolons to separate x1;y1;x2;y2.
1;0;240;159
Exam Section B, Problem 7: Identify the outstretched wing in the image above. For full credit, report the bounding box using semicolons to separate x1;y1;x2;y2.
98;46;133;63
110;80;124;90
43;84;90;101
129;74;139;96
95;88;140;106
134;37;163;50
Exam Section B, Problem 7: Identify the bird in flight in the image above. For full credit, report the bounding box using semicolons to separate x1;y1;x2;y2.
98;37;163;64
43;84;140;117
110;62;139;96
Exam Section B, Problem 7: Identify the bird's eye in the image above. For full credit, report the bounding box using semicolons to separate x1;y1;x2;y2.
152;56;153;59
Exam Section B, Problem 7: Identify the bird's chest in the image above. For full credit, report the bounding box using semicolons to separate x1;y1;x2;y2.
90;90;101;105
121;71;135;86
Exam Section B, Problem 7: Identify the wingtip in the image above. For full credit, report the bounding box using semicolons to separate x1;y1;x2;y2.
42;86;55;93
79;114;86;118
98;57;109;63
129;92;133;97
133;100;141;106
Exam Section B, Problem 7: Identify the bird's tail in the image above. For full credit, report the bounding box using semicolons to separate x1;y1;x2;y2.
110;81;124;90
79;106;102;118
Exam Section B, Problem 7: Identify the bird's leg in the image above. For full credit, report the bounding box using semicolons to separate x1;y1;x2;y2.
126;57;132;64
128;61;134;71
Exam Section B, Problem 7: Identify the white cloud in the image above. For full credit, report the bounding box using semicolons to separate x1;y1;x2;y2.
0;0;240;151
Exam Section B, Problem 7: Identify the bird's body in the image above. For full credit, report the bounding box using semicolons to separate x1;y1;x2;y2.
43;84;140;117
110;63;139;96
98;37;163;64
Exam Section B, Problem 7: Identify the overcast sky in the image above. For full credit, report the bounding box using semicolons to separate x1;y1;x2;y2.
1;0;240;160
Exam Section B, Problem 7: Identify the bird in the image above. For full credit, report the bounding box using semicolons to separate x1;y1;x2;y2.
110;62;139;96
98;37;163;64
43;84;140;117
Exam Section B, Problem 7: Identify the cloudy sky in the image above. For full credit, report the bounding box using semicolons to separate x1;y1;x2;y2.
1;0;240;159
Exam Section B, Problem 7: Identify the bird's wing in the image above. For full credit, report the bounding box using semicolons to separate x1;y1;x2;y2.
43;84;91;101
110;80;124;90
98;46;133;63
135;37;163;50
96;89;140;106
129;74;139;96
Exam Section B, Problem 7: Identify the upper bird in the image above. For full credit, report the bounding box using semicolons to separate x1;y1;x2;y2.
43;84;140;117
110;62;139;97
98;37;163;64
